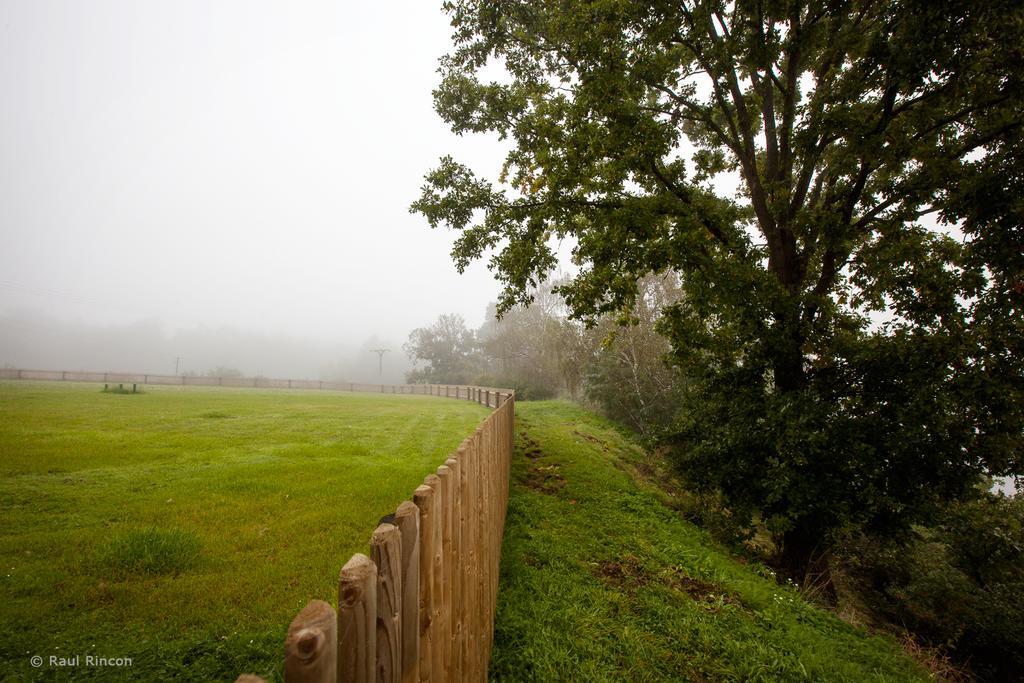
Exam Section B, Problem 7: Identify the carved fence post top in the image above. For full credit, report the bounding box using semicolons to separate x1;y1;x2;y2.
395;500;419;521
339;553;376;600
285;599;337;683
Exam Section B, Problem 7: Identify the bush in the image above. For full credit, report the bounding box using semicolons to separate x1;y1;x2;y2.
472;374;558;401
838;493;1024;681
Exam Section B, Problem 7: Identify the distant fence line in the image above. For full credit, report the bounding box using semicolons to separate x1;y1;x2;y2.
230;389;515;683
0;368;512;406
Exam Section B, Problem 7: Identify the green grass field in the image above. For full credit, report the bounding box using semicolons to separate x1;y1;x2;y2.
490;402;929;682
1;383;931;681
0;381;488;681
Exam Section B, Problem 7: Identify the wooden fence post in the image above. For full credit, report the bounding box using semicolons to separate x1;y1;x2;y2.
492;413;502;657
444;455;464;682
394;501;420;683
371;524;402;683
459;443;479;681
435;464;454;678
477;425;491;675
338;553;376;683
285;599;337;683
413;481;436;682
423;473;444;682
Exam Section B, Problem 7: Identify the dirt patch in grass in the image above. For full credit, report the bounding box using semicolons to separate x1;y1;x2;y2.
573;429;610;452
594;554;650;588
525;463;565;494
665;568;749;609
610;448;689;506
519;431;545;459
593;556;747;609
521;552;547;569
524;445;544;459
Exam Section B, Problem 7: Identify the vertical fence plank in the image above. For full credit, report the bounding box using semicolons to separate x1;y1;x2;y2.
477;432;489;683
468;434;483;681
338;554;376;683
394;502;420;683
413;482;436;683
490;417;499;673
454;446;468;679
435;464;454;678
285;599;337;683
443;456;463;683
423;473;444;683
371;524;402;683
489;412;500;662
483;420;496;669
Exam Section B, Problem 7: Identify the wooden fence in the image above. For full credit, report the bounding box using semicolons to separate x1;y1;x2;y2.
0;367;511;405
214;386;512;683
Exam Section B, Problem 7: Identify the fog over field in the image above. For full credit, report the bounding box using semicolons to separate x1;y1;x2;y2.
0;0;514;380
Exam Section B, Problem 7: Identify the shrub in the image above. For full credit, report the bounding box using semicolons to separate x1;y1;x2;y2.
839;493;1024;681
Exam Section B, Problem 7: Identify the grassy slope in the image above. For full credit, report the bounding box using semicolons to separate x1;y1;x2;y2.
490;401;929;682
0;382;487;681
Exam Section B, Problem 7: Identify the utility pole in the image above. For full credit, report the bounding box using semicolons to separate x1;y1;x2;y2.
368;349;389;377
174;356;182;376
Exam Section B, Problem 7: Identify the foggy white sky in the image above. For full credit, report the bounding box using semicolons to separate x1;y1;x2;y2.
0;0;511;374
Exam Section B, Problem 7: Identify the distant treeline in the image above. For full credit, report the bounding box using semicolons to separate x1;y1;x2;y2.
403;275;680;438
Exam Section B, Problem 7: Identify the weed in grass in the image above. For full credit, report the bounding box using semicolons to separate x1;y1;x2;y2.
94;527;202;577
198;410;233;419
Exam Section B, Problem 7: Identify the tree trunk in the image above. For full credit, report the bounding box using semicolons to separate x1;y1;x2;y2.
778;525;836;604
767;241;807;393
772;311;807;393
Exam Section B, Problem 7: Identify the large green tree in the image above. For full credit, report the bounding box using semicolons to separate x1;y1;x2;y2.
404;313;482;384
413;0;1023;581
